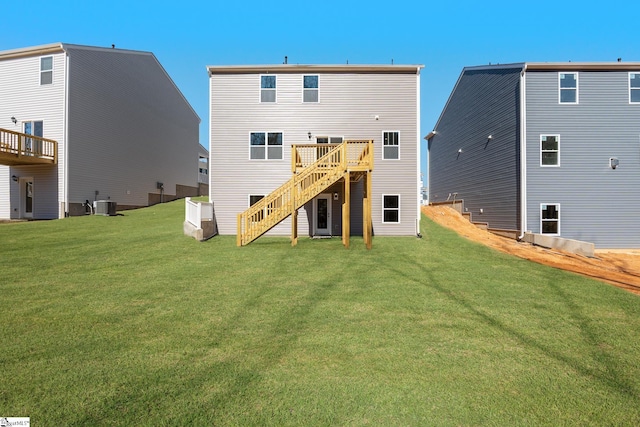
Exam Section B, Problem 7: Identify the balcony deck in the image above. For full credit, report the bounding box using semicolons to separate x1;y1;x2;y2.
0;128;57;166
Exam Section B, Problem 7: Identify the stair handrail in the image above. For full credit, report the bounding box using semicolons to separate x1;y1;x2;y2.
237;140;372;246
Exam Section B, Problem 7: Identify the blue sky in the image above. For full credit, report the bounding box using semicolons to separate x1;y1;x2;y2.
2;0;638;183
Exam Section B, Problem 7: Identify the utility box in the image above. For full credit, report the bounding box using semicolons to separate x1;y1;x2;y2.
95;200;117;216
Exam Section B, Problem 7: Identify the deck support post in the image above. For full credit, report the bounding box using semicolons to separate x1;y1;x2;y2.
342;174;351;248
363;171;372;249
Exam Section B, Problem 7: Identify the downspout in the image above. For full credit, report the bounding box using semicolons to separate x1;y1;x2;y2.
63;49;70;217
416;68;422;237
518;65;527;240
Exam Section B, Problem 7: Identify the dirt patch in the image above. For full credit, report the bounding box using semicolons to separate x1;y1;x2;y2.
422;205;640;295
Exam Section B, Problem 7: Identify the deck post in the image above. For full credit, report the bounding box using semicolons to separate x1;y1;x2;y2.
343;173;351;248
364;171;372;249
237;214;242;246
291;182;298;246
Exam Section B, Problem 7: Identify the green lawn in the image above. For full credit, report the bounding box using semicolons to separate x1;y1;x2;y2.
1;200;639;426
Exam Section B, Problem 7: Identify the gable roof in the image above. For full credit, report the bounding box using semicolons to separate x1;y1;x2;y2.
0;42;200;122
426;61;640;139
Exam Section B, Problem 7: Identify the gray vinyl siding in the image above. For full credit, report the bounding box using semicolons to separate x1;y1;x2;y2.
0;50;66;219
65;46;200;208
210;70;419;236
429;66;522;231
525;70;640;248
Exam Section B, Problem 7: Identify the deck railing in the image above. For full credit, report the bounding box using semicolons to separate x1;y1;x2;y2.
185;197;213;227
0;128;57;165
237;139;373;246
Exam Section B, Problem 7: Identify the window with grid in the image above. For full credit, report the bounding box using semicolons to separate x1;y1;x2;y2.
383;131;399;160
250;132;283;160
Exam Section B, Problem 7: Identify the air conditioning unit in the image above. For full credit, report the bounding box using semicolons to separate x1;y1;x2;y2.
95;200;117;216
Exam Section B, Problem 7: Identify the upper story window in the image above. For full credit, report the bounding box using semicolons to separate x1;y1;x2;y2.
40;56;53;85
559;72;578;104
540;135;560;166
303;75;319;102
383;131;399;160
260;75;276;102
250;132;283;160
630;73;640;103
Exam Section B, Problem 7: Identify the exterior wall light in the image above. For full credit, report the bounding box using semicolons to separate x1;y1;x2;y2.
12;175;18;182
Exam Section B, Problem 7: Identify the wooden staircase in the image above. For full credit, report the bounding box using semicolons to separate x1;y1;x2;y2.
0;128;57;166
237;139;374;247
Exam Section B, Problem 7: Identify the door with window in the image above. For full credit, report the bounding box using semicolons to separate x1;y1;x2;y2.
23;120;43;154
20;177;34;219
313;194;332;236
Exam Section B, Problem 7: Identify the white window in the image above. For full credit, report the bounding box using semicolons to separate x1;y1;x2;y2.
303;75;319;102
40;56;53;85
260;75;276;102
559;73;578;104
382;195;400;223
541;204;560;235
250;132;283;160
630;73;640;103
383;131;399;160
540;135;560;167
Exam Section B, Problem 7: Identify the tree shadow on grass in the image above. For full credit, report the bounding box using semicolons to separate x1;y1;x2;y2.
405;260;640;402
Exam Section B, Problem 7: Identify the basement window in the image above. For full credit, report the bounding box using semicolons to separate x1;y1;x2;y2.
541;204;560;235
382;195;400;223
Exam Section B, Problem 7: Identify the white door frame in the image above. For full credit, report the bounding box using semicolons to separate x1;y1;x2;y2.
313;193;332;236
19;177;34;219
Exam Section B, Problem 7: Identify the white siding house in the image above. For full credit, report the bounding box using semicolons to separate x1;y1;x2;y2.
208;64;423;243
0;43;201;219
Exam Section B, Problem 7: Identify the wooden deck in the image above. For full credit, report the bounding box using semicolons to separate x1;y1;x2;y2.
237;139;373;248
0;128;57;166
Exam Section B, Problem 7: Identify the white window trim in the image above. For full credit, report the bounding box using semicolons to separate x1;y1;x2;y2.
382;194;401;224
249;194;265;207
260;75;277;103
540;134;560;167
629;72;640;104
540;203;560;236
558;72;578;104
302;75;319;103
382;130;401;160
248;131;285;161
40;56;53;86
